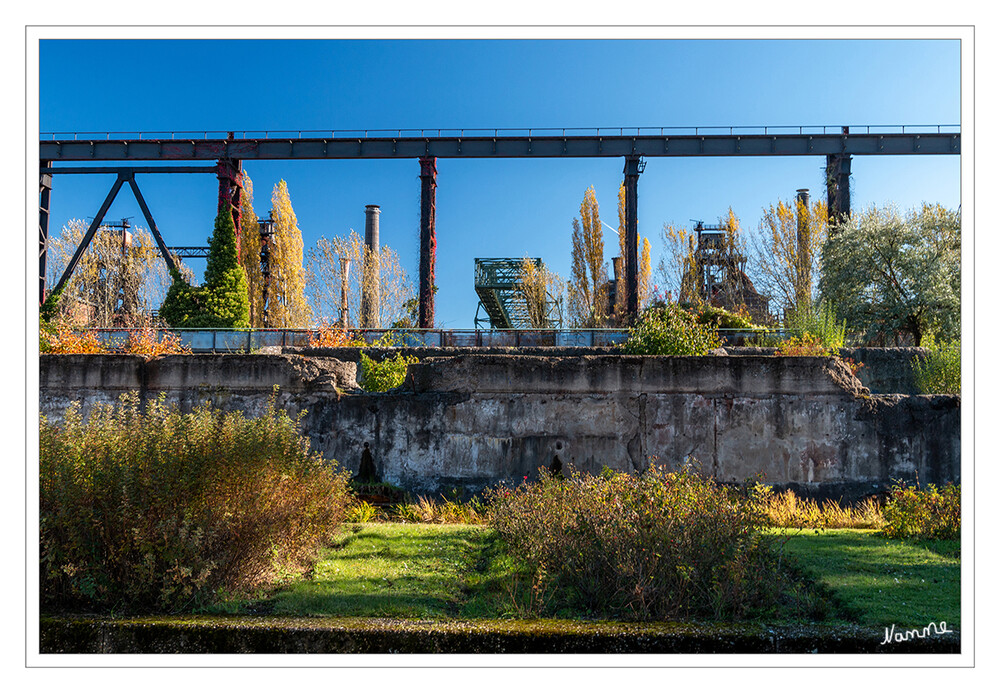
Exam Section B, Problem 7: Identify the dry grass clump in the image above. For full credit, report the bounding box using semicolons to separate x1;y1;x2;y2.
755;488;884;530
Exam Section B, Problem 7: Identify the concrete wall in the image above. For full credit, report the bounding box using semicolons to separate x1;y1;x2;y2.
39;354;959;501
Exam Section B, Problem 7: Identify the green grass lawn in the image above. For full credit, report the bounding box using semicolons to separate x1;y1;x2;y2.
255;523;514;619
778;528;960;629
221;524;960;629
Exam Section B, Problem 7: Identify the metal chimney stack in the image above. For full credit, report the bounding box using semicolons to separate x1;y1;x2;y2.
361;205;381;329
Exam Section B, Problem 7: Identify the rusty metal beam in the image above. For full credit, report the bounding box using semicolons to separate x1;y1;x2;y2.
418;156;437;329
623;156;642;324
39;161;52;305
39;131;961;162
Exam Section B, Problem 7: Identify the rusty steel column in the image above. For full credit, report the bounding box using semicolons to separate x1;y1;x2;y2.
216;158;243;255
623;156;643;323
418;157;437;329
39;160;52;305
795;188;811;309
362;204;381;328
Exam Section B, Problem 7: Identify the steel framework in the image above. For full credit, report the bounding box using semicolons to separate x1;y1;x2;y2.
39;125;961;325
474;258;562;329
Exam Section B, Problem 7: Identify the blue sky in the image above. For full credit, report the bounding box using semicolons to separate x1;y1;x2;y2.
39;38;961;328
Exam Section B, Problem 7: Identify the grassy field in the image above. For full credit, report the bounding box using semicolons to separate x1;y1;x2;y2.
779;528;961;628
220;524;960;629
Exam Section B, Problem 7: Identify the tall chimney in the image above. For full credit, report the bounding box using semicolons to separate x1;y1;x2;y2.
795;189;811;310
361;205;381;329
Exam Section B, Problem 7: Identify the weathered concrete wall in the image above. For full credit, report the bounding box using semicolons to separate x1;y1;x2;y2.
39;354;959;502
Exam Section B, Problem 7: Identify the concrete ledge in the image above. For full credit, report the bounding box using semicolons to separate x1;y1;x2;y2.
409;355;867;397
38;615;960;654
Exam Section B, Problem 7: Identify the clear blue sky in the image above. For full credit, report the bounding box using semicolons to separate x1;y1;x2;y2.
39;39;961;328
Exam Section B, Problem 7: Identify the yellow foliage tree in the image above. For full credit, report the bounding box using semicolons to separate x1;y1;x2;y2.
752;197;828;316
519;257;566;328
568;186;608;327
46;219;189;327
306;230;414;329
264;180;312;328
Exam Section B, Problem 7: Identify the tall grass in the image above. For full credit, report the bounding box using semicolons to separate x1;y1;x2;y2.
913;336;960;395
40;393;350;612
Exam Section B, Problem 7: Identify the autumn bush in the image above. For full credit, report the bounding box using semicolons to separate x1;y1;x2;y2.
882;480;961;540
753;487;884;530
487;464;786;621
622;303;721;356
40;393;350;612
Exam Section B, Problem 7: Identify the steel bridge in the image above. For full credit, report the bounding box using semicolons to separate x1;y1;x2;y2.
38;124;961;325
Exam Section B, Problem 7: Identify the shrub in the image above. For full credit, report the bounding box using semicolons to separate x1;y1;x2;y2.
913;335;960;395
487;464;786;621
882;480;960;540
785;300;846;350
308;322;359;348
685;303;758;330
774;332;834;357
622;303;722;356
359;352;418;392
346;500;381;523
390;495;487;524
40;320;105;354
39;393;350;612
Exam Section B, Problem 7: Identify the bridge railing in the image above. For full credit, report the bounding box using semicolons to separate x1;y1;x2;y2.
40;124;961;142
62;327;791;352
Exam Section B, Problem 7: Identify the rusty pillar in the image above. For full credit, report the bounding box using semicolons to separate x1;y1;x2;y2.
825;128;852;230
623;156;643;323
795;188;811;309
362;204;381;328
216;158;243;255
418;156;437;329
39;160;52;305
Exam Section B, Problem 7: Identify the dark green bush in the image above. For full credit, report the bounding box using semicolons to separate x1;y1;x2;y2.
487;464;786;621
882;480;960;540
159;206;250;328
622;303;722;356
40;393;350;612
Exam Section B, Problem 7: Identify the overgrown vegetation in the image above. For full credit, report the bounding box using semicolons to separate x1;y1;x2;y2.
784;300;846;351
622;303;721;356
913;335;960;395
486;465;787;621
754;488;884;530
359;352;418;392
40;321;191;357
40;393;350;612
159;207;250;329
882;480;961;540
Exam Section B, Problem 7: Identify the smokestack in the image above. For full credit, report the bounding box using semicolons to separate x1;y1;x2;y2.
612;256;623;282
795;189;811;309
361;205;381;329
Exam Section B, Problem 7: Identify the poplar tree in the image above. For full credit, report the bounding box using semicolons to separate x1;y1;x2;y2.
263;180;312;328
238;172;265;326
568;186;608;327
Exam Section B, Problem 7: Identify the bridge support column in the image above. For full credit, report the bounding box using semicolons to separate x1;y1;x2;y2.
825;153;851;228
39;160;51;306
623;156;644;324
217;158;243;254
418;156;437;329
